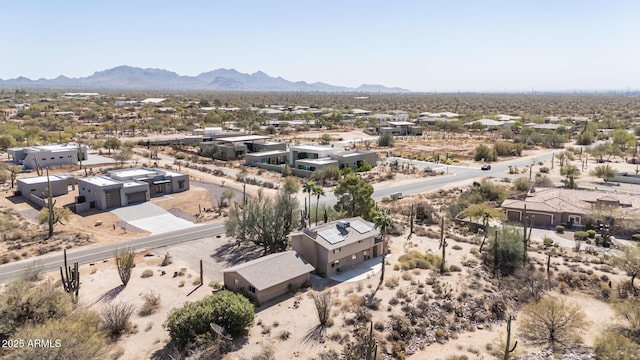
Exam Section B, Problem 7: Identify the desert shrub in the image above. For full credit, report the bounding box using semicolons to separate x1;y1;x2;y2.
494;142;523;157
513;177;532;192
449;264;462;272
451;244;463;250
543;237;554;248
160;252;173;266
139;291;161;317
614;298;640;332
574;231;589;241
555;225;564;234
141;269;154;278
378;132;394;147
593;332;640;360
21;261;43;282
385;277;400;288
165;290;255;348
474;144;497;162
397;251;441;271
4;309;108;360
101;302;135;339
519;297;589;346
539;166;550;174
0;279;72;340
587;229;596;239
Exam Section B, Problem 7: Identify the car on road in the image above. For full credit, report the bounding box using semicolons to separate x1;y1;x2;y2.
481;164;492;170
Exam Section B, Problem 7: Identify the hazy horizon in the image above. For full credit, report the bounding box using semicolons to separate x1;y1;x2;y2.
2;0;639;92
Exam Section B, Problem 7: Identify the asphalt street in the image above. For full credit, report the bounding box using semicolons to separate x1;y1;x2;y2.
0;222;225;283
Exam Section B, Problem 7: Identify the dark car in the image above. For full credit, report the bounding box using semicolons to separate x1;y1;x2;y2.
481;164;492;170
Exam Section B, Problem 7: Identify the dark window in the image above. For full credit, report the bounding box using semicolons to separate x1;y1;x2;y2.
178;180;185;189
248;286;256;293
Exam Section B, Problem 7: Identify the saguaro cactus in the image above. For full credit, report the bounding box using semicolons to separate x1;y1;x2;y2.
59;248;80;303
365;321;378;360
503;315;518;360
439;217;448;274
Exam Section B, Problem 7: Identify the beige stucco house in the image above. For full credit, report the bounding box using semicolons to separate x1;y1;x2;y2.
501;188;640;227
290;217;382;277
222;251;314;305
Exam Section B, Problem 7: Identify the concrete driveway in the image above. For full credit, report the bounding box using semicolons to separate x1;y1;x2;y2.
111;202;197;234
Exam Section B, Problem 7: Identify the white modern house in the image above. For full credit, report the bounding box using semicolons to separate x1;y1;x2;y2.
76;168;189;211
8;144;88;170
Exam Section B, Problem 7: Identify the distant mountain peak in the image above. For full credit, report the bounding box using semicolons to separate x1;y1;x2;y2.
0;66;411;93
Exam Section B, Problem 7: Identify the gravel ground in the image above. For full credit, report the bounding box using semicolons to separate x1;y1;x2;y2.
166;208;196;222
192;181;243;208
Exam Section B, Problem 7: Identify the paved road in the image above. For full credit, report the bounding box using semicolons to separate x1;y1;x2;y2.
0;222;225;283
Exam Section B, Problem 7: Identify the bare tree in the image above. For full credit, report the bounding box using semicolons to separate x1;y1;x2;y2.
311;290;332;328
519;297;589;346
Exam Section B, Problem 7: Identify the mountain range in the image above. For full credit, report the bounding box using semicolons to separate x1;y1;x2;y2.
0;66;410;93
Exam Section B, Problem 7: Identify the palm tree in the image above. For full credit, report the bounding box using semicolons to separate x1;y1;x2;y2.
312;185;325;226
373;208;394;284
302;180;316;222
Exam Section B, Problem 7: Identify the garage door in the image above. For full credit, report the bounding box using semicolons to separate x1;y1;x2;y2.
105;189;121;208
126;191;147;204
506;210;521;222
531;213;553;226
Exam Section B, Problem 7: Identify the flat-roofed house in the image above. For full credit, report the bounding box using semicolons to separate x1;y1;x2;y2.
17;174;75;207
76;168;189;211
8;144;88;169
331;150;378;170
290;217;382;277
222;251;314;304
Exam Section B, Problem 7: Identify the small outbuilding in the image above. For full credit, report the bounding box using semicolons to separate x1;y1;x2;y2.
222;251;314;305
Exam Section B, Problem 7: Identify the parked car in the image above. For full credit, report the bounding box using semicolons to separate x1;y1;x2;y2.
481;164;492;170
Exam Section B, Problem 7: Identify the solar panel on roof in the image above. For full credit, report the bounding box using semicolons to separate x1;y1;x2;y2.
318;228;344;245
350;220;372;233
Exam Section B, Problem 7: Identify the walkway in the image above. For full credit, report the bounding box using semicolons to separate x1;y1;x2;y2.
328;256;383;283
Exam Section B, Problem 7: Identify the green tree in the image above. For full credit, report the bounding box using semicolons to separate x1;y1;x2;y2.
225;189;299;255
0;135;16;151
559;164;580;178
474;144;497;162
164;290;254;348
611;129;635;152
311;165;341;186
103;137;121;155
333;174;375;221
320;133;332;144
615;246;640;294
112;147;133;167
484;225;525;275
519;297;589;346
378;132;394;147
590;164;617;183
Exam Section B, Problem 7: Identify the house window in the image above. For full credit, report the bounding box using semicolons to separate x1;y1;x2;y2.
362;251;368;256
333;247;341;254
352;255;357;260
178;180;185;189
248;286;256;293
234;279;239;286
568;215;581;225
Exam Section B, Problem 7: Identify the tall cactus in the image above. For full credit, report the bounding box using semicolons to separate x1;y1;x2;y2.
365;321;377;360
439;217;447;274
522;204;528;264
503;315;517;360
59;248;80;304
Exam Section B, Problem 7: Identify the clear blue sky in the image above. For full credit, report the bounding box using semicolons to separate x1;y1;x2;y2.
1;0;638;92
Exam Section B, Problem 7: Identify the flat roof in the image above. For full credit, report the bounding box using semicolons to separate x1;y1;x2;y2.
217;135;269;143
388;121;414;126
297;158;338;165
123;181;147;188
18;175;66;184
290;145;334;152
245;150;289;157
80;176;121;187
110;169;157;178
